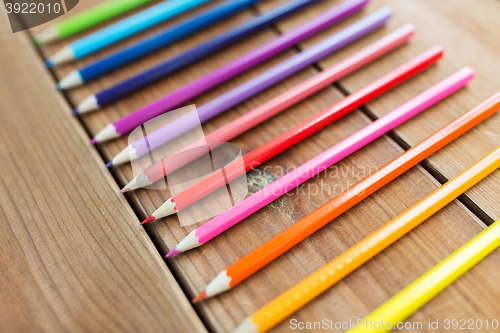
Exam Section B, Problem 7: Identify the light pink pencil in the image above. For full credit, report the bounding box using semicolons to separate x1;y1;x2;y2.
166;66;474;257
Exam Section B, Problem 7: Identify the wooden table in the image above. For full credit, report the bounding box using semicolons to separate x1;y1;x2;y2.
2;0;500;332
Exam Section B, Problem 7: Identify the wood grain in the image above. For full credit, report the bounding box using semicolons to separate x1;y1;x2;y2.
0;10;207;333
10;0;500;332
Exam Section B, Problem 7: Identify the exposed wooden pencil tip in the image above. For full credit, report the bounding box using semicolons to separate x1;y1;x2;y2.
33;38;43;46
120;188;129;194
140;215;155;225
165;248;180;258
33;26;59;45
192;290;207;304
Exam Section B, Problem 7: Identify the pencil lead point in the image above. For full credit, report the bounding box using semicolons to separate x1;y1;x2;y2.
45;60;53;68
140;215;155;225
120;188;129;194
47;46;74;66
165;248;180;258
58;70;84;89
33;26;58;45
90;138;97;145
105;161;113;168
192;290;207;304
72;107;79;115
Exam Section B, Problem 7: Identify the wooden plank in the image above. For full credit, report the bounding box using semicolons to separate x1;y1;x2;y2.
0;11;207;333
33;1;500;332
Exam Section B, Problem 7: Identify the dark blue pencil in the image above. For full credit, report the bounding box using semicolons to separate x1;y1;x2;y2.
57;0;261;89
74;0;317;114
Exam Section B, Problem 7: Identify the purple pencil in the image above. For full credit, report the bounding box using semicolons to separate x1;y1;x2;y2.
108;7;392;166
90;0;370;144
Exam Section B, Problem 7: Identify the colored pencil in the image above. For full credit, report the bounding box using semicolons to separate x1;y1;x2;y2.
106;15;402;168
34;0;156;45
142;45;444;222
194;92;500;302
78;0;369;116
57;0;261;89
165;67;473;257
234;142;500;333
114;24;414;169
46;0;210;66
346;218;500;333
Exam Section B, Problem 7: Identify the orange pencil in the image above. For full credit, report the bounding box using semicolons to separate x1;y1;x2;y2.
194;92;500;302
234;143;500;333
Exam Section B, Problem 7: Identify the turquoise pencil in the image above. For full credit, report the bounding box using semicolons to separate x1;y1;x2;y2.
46;0;209;66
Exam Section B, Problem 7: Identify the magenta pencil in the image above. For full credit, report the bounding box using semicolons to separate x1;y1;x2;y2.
166;67;474;257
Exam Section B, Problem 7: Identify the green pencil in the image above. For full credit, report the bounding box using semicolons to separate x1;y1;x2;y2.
34;0;156;45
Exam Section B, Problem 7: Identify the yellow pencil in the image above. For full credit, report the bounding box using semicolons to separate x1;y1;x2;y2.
346;217;500;333
233;145;500;333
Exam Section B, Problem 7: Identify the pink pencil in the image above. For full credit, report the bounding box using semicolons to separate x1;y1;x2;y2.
166;66;474;257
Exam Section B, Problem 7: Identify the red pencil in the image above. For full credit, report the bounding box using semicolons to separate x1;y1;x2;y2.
142;45;444;224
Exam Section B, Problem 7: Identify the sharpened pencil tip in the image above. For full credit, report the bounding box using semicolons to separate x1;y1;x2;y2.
72;108;79;115
140;215;155;225
105;161;113;168
45;60;53;68
90;138;97;145
120;188;129;194
192;290;207;304
165;248;180;258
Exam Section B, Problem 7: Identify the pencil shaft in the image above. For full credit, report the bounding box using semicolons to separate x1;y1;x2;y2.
56;0;156;38
173;46;443;211
247;144;500;333
127;24;413;173
129;7;393;158
348;218;500;333
71;0;209;58
223;92;500;290
79;0;260;82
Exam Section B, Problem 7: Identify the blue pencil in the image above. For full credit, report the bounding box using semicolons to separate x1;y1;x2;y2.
58;0;261;89
46;0;210;67
74;0;318;114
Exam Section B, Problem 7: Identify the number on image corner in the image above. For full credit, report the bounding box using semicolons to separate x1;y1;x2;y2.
4;2;61;14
